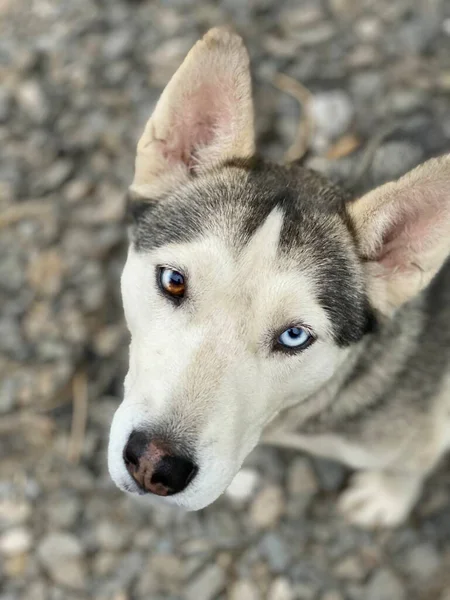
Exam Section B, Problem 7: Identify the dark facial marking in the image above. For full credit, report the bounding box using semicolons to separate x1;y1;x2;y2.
129;159;373;346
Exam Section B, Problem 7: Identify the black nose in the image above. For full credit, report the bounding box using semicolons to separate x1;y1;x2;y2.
123;430;149;468
151;454;197;496
123;430;197;496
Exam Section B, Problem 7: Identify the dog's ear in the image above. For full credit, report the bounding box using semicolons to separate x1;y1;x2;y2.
132;27;254;196
348;155;450;315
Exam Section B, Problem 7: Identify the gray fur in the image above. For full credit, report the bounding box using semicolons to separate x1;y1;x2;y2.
130;160;373;347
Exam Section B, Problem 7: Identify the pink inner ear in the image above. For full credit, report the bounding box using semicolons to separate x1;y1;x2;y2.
378;195;443;272
161;82;233;172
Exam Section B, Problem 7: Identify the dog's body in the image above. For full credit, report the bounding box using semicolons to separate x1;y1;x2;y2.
108;28;450;528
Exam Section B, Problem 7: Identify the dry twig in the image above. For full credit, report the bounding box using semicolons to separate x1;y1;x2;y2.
272;72;315;163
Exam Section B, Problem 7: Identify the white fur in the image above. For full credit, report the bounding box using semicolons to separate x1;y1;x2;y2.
108;209;345;509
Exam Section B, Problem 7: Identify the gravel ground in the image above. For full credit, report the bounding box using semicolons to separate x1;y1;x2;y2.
1;0;450;599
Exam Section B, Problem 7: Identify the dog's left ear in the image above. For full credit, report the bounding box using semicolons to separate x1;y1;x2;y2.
348;155;450;315
132;27;254;196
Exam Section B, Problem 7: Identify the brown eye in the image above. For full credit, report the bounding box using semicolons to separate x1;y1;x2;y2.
159;267;186;299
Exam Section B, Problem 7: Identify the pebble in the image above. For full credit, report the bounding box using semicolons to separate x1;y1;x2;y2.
321;593;344;600
0;500;31;526
267;577;294;600
103;29;133;60
37;532;83;568
365;569;406;600
249;484;285;529
226;468;260;503
311;91;354;140
185;564;226;600
48;558;87;590
287;457;318;499
45;492;81;529
95;520;131;551
149;553;184;593
372;141;423;182
16;80;49;123
27;249;65;296
259;532;291;571
312;458;347;492
228;579;261;600
33;160;74;195
333;554;366;581
402;543;440;581
0;528;32;556
0;88;11;122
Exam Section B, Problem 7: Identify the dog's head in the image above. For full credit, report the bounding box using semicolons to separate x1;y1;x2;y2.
108;28;450;510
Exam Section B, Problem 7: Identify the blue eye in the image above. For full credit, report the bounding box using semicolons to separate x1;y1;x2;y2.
277;326;313;350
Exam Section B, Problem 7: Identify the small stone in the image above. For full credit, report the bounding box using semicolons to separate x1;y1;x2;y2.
365;569;405;600
259;532;290;571
45;492;80;529
0;527;32;556
185;564;226;600
321;593;344;600
355;17;381;41
149;553;184;593
350;72;384;100
93;325;125;357
27;249;64;296
402;543;440;581
16;80;49;123
226;468;260;503
228;579;261;600
312;457;347;492
112;551;144;589
292;583;316;600
49;558;87;590
333;555;366;581
0;500;31;526
280;4;323;29
372;142;423;183
103;29;133;60
311;91;354;140
388;89;426;114
296;23;335;47
287;457;318;498
95;520;130;551
73;183;125;224
64;179;93;203
0;88;11;122
33;160;73;194
249;484;285;529
267;577;294;600
37;532;83;568
93;551;119;577
22;581;47;600
347;45;380;69
4;552;28;577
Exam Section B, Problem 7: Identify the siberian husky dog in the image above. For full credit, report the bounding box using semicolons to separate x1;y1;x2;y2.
108;27;450;528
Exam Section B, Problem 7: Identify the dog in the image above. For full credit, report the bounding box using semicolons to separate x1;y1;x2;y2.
108;27;450;528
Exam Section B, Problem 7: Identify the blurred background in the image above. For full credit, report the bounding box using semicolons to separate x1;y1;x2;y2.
1;0;450;599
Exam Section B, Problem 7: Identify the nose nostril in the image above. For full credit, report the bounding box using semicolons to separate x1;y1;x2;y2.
123;445;139;468
150;456;198;495
123;430;151;471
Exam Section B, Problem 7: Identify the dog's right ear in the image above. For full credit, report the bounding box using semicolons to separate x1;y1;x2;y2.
348;154;450;315
131;27;255;198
